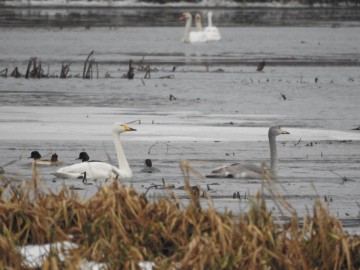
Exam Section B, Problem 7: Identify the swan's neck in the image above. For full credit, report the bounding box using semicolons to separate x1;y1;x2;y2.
183;17;192;43
196;19;203;31
208;13;213;27
113;130;131;177
269;134;278;179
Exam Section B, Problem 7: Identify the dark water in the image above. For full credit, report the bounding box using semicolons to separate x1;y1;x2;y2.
1;6;360;27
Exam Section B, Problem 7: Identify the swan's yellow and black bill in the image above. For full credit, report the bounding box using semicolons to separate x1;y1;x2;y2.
281;128;290;134
123;125;136;132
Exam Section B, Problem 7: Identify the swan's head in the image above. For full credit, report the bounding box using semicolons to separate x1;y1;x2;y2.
180;12;191;21
195;13;201;22
29;151;41;160
77;152;89;162
112;122;137;134
269;126;290;137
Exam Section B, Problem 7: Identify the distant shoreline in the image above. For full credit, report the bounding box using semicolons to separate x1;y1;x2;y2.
1;6;360;27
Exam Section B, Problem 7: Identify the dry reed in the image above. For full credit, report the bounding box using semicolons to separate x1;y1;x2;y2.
0;162;359;269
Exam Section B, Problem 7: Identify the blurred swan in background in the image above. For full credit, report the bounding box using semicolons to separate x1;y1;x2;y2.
52;123;135;182
180;12;207;43
206;126;289;179
29;151;61;166
195;13;203;31
204;11;221;41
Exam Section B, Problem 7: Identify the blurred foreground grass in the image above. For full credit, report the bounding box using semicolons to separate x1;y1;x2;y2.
0;162;360;269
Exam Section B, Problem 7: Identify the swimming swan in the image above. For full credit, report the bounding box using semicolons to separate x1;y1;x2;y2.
180;12;207;43
29;151;61;166
204;11;221;41
52;123;136;181
206;126;289;179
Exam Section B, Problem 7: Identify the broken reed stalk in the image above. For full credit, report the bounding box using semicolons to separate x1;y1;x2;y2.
0;167;360;269
10;67;21;78
127;59;134;79
144;65;151;79
60;63;71;79
83;50;94;79
0;68;8;78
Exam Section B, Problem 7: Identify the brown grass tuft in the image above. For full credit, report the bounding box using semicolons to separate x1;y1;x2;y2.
0;163;360;269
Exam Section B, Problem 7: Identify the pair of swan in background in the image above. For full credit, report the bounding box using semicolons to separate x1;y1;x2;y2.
52;122;136;181
206;126;290;179
180;11;221;43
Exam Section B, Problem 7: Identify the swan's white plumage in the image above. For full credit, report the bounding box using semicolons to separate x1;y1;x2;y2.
204;12;221;41
52;122;135;181
180;12;207;43
206;126;289;179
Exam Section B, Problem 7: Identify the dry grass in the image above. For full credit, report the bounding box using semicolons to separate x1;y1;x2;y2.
0;162;360;269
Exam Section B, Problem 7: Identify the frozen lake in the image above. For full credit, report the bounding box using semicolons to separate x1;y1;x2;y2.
1;26;360;233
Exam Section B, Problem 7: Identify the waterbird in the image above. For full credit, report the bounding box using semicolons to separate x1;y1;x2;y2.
204;11;221;41
140;159;160;173
180;12;207;43
52;122;136;180
206;126;290;179
76;151;102;163
77;152;90;162
29;151;61;166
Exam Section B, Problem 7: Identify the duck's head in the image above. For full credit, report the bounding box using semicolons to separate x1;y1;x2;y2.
112;122;137;134
51;153;58;162
145;159;152;168
77;152;89;162
180;12;191;21
29;151;41;160
269;126;290;137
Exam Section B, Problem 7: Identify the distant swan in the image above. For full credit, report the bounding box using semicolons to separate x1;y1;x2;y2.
206;126;289;179
29;151;61;166
52;123;136;181
204;11;221;41
180;12;207;43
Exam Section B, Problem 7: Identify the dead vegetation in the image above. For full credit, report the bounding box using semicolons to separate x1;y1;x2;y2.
0;162;360;269
0;52;174;81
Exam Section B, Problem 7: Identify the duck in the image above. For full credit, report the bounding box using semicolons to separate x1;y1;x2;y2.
180;12;207;43
29;151;61;166
206;126;289;179
52;122;136;182
140;159;160;173
76;151;102;163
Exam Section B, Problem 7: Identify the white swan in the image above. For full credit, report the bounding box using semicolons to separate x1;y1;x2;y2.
204;11;221;41
195;13;203;32
52;122;135;181
206;126;289;179
180;12;207;43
